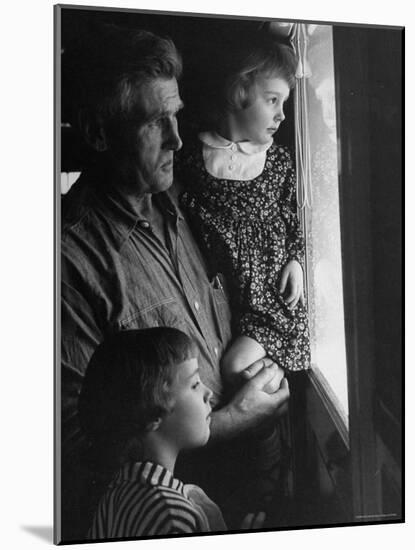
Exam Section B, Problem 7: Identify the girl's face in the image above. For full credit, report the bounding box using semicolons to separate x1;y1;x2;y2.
232;75;290;144
158;358;213;451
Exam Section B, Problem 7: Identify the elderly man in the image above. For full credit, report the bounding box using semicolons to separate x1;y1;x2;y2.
60;25;289;541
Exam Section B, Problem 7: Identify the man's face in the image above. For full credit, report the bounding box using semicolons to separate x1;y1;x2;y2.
112;78;183;195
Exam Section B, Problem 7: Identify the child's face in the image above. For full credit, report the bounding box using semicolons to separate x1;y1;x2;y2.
159;357;213;451
232;75;290;144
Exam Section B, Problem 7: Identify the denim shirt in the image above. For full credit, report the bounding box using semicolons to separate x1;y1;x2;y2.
61;169;232;460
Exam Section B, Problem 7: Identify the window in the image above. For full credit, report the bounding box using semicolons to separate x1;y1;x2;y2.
293;24;349;430
61;171;81;194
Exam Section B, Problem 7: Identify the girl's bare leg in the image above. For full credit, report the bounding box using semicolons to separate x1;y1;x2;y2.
221;335;266;387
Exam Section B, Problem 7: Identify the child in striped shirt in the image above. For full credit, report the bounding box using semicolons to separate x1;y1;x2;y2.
78;327;264;540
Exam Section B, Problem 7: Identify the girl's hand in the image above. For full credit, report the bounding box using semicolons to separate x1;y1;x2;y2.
279;260;305;309
240;511;266;530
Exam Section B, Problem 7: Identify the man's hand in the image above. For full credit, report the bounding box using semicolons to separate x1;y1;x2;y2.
210;361;289;441
279;259;304;309
241;357;284;394
233;363;289;429
240;357;284;393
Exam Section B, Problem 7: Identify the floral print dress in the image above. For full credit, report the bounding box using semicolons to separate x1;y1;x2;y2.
177;140;310;371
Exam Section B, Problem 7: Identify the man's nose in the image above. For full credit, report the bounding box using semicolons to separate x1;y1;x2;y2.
164;118;183;151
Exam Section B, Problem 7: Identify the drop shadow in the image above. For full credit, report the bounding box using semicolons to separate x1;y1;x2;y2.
21;525;53;543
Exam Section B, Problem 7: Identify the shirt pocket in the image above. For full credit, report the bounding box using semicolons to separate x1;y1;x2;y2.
208;273;233;347
116;298;187;333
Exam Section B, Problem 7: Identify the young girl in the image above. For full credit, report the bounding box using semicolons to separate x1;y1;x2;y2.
79;327;264;539
177;33;310;392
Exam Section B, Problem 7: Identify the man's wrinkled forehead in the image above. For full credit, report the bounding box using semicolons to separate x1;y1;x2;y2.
132;77;183;123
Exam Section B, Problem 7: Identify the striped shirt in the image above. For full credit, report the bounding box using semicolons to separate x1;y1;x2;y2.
88;461;225;540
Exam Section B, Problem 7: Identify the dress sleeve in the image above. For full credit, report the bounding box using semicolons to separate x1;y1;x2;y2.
280;148;305;266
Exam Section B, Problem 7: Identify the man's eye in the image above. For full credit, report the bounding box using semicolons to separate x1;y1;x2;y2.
269;97;278;104
147;117;165;129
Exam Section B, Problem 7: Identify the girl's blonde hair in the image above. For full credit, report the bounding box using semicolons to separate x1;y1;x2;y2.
207;33;296;121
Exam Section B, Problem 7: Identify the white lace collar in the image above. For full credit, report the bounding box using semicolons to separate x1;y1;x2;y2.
199;131;273;155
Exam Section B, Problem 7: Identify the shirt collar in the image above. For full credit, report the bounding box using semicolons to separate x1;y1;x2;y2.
63;166;183;251
115;461;185;495
199;131;273;155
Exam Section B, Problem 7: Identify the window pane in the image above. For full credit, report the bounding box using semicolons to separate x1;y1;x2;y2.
61;172;80;194
303;25;349;425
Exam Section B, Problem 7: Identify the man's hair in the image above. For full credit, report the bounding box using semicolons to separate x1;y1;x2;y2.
78;327;197;452
208;32;296;118
67;25;182;134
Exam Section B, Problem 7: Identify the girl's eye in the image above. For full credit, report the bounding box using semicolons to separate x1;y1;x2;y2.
192;381;200;390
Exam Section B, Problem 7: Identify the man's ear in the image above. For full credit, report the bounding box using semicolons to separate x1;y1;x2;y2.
78;109;108;152
145;417;162;432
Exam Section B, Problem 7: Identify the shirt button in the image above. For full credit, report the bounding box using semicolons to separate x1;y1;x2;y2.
229;165;234;171
139;221;150;229
230;154;235;161
231;144;237;152
194;301;200;311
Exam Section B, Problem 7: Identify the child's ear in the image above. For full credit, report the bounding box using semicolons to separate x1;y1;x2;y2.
145;417;162;432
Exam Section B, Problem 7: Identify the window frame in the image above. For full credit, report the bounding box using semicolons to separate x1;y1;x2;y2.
290;23;403;524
